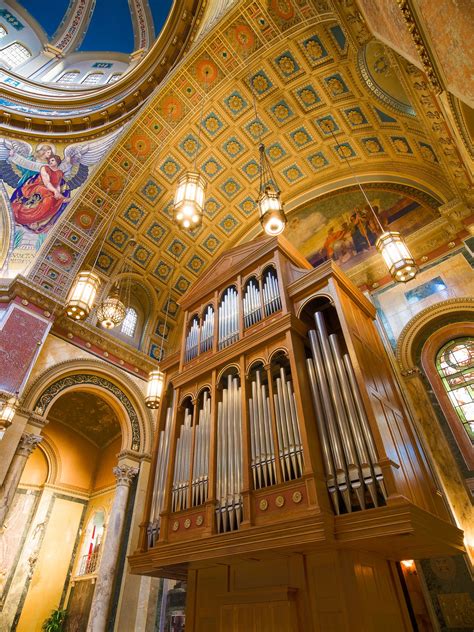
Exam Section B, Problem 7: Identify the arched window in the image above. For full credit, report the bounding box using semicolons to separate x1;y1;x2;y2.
82;72;103;85
76;509;105;576
0;42;31;68
58;71;80;84
108;73;122;83
0;25;7;39
436;337;474;443
121;307;138;337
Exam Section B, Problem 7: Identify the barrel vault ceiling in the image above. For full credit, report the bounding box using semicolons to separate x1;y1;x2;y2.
30;0;473;360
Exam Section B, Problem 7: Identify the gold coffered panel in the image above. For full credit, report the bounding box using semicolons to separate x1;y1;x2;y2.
29;0;468;359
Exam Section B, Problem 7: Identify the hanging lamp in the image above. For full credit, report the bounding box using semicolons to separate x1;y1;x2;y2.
96;238;136;329
173;77;208;230
66;270;101;320
323;122;418;283
145;249;177;409
173;171;207;229
145;369;165;409
96;284;127;329
257;143;287;236
0;392;18;439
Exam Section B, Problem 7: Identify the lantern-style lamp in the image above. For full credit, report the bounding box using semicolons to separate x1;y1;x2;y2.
173;171;206;230
96;286;126;329
258;186;286;236
0;392;18;439
376;231;418;283
257;143;286;236
145;369;165;409
66;270;101;320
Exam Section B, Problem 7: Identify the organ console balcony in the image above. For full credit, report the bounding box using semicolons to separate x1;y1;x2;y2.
130;236;464;630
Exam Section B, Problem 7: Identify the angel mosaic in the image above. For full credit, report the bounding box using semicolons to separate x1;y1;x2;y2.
0;136;118;236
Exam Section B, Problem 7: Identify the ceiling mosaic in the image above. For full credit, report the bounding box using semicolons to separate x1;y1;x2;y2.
47;391;121;448
27;0;470;360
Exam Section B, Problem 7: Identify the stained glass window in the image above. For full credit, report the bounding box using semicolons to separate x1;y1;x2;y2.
121;307;138;337
436;338;474;442
0;42;31;67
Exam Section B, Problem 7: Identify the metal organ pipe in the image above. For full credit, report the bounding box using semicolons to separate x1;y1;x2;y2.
185;317;200;362
249;370;276;488
218;287;239;349
272;366;303;482
263;269;282;317
216;375;242;532
192;391;211;506
314;312;365;510
342;353;387;500
306;310;386;513
148;392;176;547
172;407;193;512
200;306;214;353
329;333;378;507
243;279;262;329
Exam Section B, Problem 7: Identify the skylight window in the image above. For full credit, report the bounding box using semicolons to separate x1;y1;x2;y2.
0;43;31;68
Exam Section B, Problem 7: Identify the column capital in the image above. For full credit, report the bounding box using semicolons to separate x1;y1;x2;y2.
16;433;42;457
113;464;139;486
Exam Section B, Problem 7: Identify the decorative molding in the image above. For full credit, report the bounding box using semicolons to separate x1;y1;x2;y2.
396;0;443;94
396;297;474;370
33;373;142;451
22;357;154;455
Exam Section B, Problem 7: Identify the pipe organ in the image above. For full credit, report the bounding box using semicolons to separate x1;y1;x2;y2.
132;236;464;632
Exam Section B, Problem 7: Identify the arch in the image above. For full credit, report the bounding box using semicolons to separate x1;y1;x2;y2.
396;297;474;371
295;292;334;319
217;363;240;385
37;434;60;485
22;358;153;454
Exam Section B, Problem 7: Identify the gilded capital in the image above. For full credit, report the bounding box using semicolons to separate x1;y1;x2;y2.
113;464;139;486
16;433;43;457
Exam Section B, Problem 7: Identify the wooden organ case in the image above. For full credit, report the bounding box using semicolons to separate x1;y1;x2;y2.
130;237;463;632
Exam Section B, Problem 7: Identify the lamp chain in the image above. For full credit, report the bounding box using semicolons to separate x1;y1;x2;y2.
324;122;385;234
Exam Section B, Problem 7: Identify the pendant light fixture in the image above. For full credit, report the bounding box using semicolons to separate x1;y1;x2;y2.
173;77;209;230
0;391;18;439
96;284;127;329
66;270;101;320
248;71;287;236
96;238;135;329
66;173;133;321
257;142;286;236
145;369;165;409
323;122;418;283
145;248;177;409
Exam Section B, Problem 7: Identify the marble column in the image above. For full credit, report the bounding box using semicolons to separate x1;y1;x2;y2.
0;432;42;527
86;463;139;632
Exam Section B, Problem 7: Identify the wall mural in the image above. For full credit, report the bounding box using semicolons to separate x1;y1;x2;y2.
0;130;121;278
286;185;440;270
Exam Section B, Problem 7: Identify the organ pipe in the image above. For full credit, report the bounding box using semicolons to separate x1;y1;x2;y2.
263;269;282;317
148;392;176;547
185;317;200;362
172;407;193;512
200;306;214;353
273;366;303;482
216;375;242;533
218;287;239;349
243;279;262;329
192;391;211;506
306;310;386;513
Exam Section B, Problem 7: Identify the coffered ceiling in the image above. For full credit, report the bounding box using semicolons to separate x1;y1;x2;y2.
29;0;472;360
